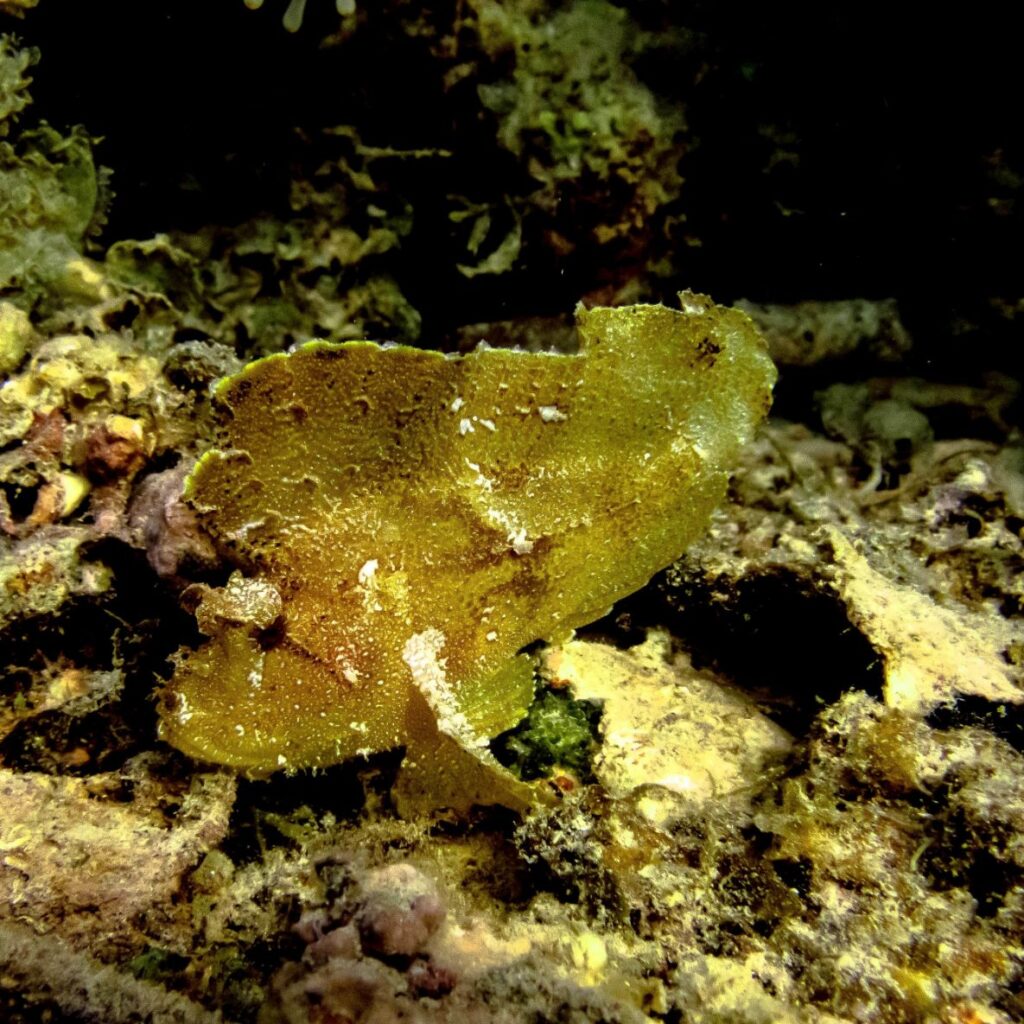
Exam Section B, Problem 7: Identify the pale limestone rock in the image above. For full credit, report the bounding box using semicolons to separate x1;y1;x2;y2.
545;631;792;805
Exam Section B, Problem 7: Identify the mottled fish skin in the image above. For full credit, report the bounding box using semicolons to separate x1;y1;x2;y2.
160;293;775;790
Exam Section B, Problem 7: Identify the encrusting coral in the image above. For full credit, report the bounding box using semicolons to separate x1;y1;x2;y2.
160;293;775;808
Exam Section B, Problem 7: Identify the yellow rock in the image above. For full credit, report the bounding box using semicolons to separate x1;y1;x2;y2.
546;632;792;805
0;302;34;376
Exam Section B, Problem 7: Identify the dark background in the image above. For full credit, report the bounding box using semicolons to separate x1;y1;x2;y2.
11;0;1024;371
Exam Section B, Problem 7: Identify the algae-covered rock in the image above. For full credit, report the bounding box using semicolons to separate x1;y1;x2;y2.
0;531;110;629
0;120;109;301
471;0;686;254
160;293;775;804
0;33;113;313
0;762;235;953
735;298;912;367
0;34;34;131
0;300;34;375
164;133;423;357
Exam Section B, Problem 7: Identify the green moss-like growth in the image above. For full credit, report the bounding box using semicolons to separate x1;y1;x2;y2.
160;294;774;808
0;35;110;308
493;687;601;781
473;0;687;256
0;34;34;130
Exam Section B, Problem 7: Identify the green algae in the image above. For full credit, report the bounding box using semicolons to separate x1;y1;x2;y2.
492;687;601;782
472;0;687;254
0;34;111;309
160;294;774;805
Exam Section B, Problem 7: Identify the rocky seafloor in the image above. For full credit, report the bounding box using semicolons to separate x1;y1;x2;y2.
1;3;1022;1022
